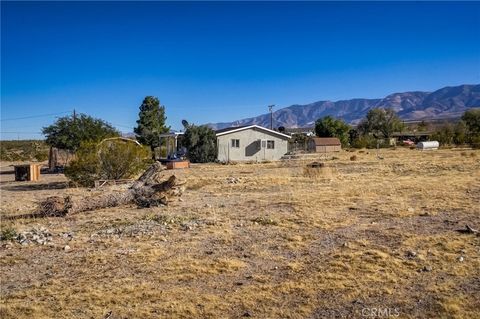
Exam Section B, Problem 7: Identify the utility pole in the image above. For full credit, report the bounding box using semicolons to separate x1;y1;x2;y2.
73;109;77;122
268;104;275;130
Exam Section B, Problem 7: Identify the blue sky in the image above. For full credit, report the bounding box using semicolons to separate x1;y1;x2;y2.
1;1;479;139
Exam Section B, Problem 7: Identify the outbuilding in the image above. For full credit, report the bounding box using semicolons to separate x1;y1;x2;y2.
308;137;342;152
416;141;439;150
216;125;291;162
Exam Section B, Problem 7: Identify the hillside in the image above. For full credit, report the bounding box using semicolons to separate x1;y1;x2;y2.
210;84;480;129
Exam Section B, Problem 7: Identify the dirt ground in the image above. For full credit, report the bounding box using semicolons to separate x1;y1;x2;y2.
1;148;479;319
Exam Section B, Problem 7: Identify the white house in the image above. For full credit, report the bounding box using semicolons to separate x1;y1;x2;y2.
216;125;291;162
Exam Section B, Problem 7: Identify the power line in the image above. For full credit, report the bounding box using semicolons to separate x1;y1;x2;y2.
0;111;70;122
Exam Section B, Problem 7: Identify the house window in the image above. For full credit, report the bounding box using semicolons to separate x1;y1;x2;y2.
231;139;240;148
267;140;275;149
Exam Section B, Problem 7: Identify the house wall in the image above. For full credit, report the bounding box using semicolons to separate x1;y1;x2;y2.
217;128;289;162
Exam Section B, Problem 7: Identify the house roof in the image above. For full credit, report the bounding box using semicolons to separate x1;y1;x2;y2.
215;125;291;139
311;137;341;146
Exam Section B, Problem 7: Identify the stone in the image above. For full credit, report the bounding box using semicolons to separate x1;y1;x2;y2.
406;251;417;258
422;265;433;272
63;245;71;252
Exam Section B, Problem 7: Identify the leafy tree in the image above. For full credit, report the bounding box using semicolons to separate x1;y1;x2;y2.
461;109;480;148
42;114;119;151
462;109;480;135
314;116;351;146
431;123;454;146
183;123;217;163
358;108;404;138
134;96;170;156
453;121;467;145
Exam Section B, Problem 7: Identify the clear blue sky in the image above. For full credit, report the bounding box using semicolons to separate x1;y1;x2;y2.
1;1;479;139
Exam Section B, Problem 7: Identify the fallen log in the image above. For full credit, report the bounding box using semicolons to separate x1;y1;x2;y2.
5;163;184;220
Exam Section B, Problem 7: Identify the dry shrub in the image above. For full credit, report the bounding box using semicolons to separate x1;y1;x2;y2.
303;164;332;179
65;141;151;187
350;155;357;161
470;152;476;157
461;151;468;157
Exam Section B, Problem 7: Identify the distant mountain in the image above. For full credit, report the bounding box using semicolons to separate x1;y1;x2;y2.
209;84;480;130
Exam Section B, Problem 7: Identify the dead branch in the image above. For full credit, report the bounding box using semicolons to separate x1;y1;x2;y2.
5;162;183;220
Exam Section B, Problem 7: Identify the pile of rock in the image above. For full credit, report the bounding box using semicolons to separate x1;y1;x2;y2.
226;177;242;184
16;227;53;245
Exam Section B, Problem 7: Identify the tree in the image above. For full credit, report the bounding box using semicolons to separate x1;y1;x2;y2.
453;121;467;145
183;123;217;163
134;96;170;156
431;123;454;146
314;116;351;146
42;113;119;151
358;108;404;138
462;109;480;136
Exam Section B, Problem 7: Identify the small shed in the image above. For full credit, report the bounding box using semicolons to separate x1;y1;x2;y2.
416;141;439;150
14;164;41;181
308;137;342;153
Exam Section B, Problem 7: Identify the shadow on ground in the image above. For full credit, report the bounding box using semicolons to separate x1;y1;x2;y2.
3;181;70;191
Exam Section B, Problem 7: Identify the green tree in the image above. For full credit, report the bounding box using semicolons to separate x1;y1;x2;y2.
42;113;119;151
462;109;480;135
461;109;480;148
134;96;170;156
183;124;217;163
431;123;454;146
358;108;404;138
314;116;351;146
453;121;467;145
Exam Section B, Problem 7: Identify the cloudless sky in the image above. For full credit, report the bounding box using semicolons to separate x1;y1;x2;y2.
1;1;479;139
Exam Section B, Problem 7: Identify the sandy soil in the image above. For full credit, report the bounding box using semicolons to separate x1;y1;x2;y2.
1;148;479;318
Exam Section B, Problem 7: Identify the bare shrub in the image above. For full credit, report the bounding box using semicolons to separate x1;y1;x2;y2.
350;155;357;161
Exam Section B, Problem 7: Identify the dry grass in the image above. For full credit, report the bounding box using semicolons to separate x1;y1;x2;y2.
1;149;479;318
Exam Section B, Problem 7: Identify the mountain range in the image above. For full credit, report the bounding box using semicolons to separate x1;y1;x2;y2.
209;84;480;130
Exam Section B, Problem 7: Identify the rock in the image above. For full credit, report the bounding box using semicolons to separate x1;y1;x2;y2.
422;265;433;272
242;311;252;317
406;250;417;258
63;245;71;252
458;256;464;262
407;207;415;213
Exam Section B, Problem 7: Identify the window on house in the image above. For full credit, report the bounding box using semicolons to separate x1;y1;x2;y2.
231;139;240;148
267;140;275;149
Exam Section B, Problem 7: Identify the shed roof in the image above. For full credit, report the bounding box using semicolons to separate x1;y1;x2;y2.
311;137;341;146
215;125;291;139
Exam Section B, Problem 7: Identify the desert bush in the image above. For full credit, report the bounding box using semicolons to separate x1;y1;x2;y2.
0;140;49;161
0;226;17;241
461;151;468;157
350;155;357;161
251;217;278;226
65;140;150;187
